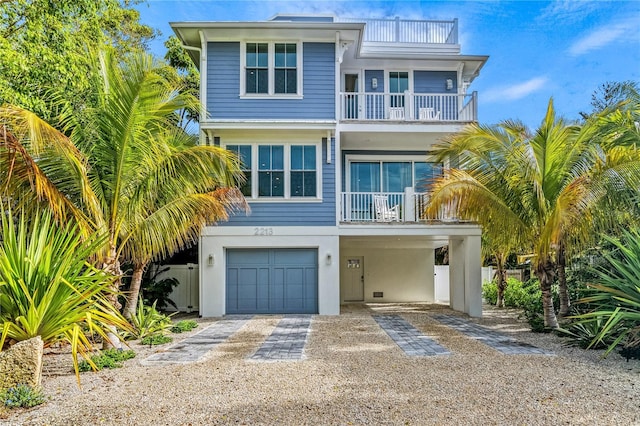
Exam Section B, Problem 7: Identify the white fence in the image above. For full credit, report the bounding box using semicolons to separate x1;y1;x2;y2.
154;263;199;313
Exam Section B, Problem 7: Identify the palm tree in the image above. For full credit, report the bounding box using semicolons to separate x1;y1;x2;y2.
426;99;640;328
1;51;245;344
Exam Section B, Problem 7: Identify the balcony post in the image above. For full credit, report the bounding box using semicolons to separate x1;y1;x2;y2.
404;90;411;121
472;91;478;122
395;16;400;42
404;187;415;222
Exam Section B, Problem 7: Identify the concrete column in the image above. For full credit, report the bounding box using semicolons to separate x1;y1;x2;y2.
448;238;465;312
404;187;415;222
463;234;482;317
425;248;435;302
199;234;225;317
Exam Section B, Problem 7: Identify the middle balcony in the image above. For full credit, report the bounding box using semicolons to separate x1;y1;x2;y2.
339;91;477;123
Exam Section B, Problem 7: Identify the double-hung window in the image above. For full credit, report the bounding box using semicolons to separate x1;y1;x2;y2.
258;145;284;197
290;145;316;197
241;42;302;97
226;145;252;196
245;43;268;94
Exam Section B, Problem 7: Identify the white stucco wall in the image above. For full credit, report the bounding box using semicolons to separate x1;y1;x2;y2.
340;247;435;303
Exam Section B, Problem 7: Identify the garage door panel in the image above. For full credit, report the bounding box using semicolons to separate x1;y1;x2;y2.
226;249;318;314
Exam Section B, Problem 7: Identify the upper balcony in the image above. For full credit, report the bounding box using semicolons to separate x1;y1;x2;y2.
339;17;458;44
338;17;460;56
339;91;478;123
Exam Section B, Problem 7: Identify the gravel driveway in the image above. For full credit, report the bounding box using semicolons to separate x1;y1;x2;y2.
5;303;640;425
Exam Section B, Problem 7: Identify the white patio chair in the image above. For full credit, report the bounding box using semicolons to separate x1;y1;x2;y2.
419;107;441;121
389;107;405;120
373;195;400;222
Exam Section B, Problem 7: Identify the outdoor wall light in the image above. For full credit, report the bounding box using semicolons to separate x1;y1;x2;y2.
371;77;378;89
208;254;215;266
326;252;332;266
446;79;453;90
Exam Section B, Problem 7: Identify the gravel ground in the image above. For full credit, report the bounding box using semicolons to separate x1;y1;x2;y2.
3;303;639;425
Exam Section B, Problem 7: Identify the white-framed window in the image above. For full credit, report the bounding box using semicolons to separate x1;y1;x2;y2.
225;143;321;200
240;41;303;98
226;145;252;196
346;155;443;193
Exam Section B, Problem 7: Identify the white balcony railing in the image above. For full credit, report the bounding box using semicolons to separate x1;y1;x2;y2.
337;17;458;45
340;189;459;223
339;92;477;122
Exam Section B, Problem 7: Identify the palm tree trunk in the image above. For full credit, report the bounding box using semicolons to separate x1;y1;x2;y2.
102;246;123;350
123;263;146;320
535;259;559;329
495;254;507;308
557;243;571;317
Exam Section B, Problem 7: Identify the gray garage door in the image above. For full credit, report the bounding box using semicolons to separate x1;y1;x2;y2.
226;249;318;314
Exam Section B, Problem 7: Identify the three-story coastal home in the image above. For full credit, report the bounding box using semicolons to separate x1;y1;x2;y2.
171;14;488;317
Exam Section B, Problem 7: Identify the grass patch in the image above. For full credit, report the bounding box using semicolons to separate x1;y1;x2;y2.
141;334;173;346
78;348;136;372
171;319;198;334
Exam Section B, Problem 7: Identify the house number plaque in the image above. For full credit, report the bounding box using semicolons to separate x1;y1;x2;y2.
254;227;274;236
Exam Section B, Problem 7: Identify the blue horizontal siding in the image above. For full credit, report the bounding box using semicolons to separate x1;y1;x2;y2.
223;138;336;226
207;42;335;120
414;71;457;93
365;70;384;93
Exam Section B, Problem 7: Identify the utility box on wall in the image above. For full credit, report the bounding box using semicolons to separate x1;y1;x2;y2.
156;263;199;313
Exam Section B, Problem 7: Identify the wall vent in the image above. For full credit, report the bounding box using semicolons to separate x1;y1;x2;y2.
373;292;383;298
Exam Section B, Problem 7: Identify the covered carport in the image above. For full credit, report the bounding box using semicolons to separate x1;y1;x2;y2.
339;223;482;317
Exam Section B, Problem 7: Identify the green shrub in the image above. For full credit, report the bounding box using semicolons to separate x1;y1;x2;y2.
124;299;174;340
483;278;540;309
141;334;173;346
0;384;46;408
482;281;498;305
503;278;539;308
171;319;198;334
78;349;136;372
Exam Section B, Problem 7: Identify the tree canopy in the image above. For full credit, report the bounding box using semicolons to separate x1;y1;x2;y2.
0;0;156;120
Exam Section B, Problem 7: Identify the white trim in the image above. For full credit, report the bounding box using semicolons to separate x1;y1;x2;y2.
240;40;304;97
203;225;339;236
201;120;336;131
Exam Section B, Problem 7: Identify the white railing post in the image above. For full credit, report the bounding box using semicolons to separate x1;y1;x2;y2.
404;90;411;121
404;187;415;222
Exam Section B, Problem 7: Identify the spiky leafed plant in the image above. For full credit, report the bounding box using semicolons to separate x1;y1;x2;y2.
571;230;640;356
0;206;132;383
426;99;640;329
0;51;246;341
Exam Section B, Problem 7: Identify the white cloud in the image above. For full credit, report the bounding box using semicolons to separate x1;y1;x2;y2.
538;0;601;23
568;17;639;56
484;77;549;103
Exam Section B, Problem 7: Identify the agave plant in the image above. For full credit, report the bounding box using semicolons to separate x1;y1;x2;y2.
570;230;640;356
0;206;132;382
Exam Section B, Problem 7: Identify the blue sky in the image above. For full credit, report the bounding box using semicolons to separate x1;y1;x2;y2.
136;0;640;128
